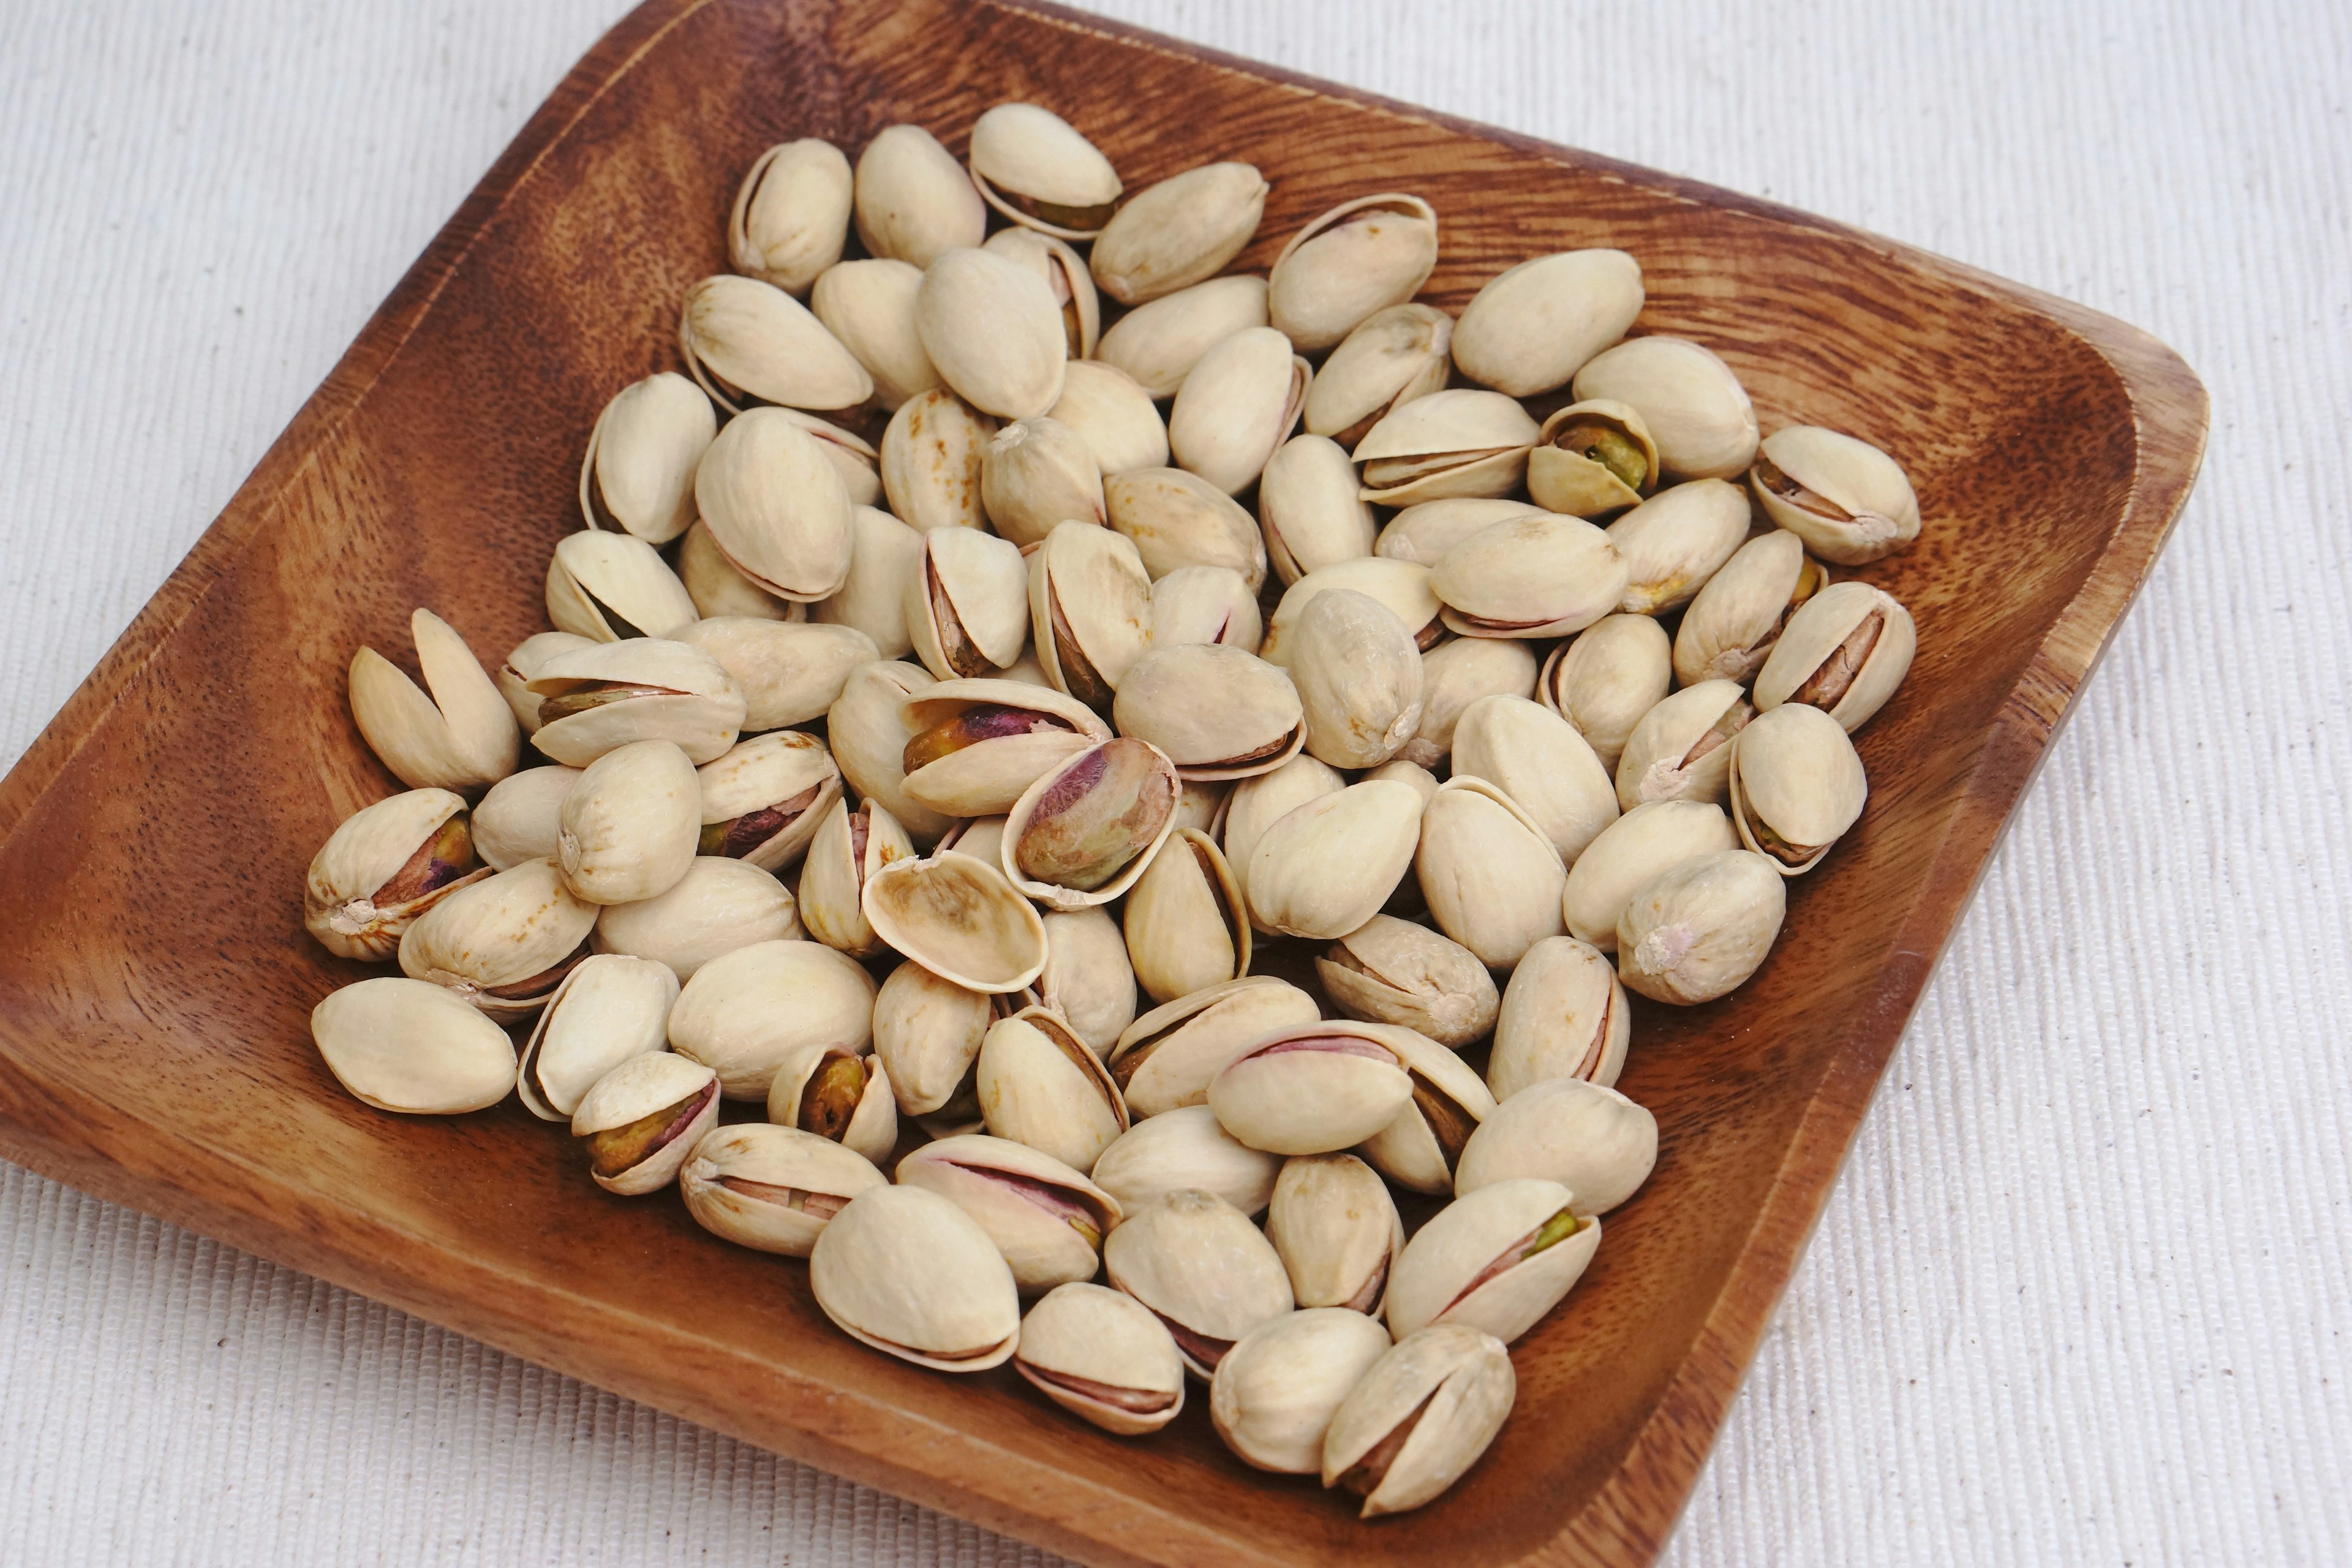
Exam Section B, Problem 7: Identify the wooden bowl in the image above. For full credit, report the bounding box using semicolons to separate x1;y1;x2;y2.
0;1;2204;1562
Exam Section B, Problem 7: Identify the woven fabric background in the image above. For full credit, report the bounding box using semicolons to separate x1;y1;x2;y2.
1;0;2345;1562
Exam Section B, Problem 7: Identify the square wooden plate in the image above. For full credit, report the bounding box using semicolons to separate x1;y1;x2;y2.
0;1;2205;1562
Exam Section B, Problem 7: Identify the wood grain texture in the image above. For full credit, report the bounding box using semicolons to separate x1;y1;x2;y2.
0;1;2205;1564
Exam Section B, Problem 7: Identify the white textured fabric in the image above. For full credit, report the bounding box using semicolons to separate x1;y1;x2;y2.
1;1;2345;1563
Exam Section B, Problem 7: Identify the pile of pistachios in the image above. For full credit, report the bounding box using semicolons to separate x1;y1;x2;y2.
300;101;1920;1517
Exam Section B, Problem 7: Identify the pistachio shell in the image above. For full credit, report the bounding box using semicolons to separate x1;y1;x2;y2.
569;1050;722;1194
1209;1020;1419;1156
1218;753;1345;918
1268;194;1439;351
1397;636;1540;770
679;1122;884;1256
1454;1077;1657;1215
899;679;1108;820
1038;906;1138;1056
1353;389;1540;507
1259;434;1378;587
1212;1308;1394;1474
968;103;1121;238
1047;361;1169;476
1090;1104;1283;1217
728;138;853;295
677;521;794;623
981;416;1104;548
1284;590;1425;771
1604;477;1752;614
674;620;876;734
1615;849;1787;1004
556;739;700;905
1103;467;1268;592
499;631;594;737
1488;936;1629;1098
1169;326;1311;495
1316;915;1498;1049
1112;645;1305;782
579;372;715;545
905;524;1030;681
1109;976;1322;1120
1322;1325;1515;1517
694;405;856;602
311;976;518;1114
1571;336;1758;480
1539;613;1673;774
809;1185;1020;1371
1259;557;1442;668
546;530;699;645
515;952;678;1120
1170;779;1231;838
767;1041;898;1166
1102;1188;1294;1378
1362;758;1441;803
396;857;598;1023
1560;799;1741;952
826;660;955;845
1029;520;1153;712
900;1133;1121;1292
770;408;887;508
852;124;987;267
872;958;996;1118
1749;425;1921;564
1120;828;1248;1006
1267;1153;1404;1314
594;856;801;981
864;850;1050;992
694;729;842;872
1525;398;1659;518
349;608;521;793
977;1006;1131;1173
793;796;913;959
1614;678;1755;810
982;226;1101;360
1001;737;1183;910
916;247;1068;420
1385;1176;1597;1344
525;637;747;769
1015;1283;1186;1435
1451;249;1644;397
1304;303;1453;450
1089;161;1268;304
1449;696;1618;865
1243;780;1424;941
1094;275;1268;399
1414;777;1567;970
1751;579;1916;733
812;506;924;660
666;938;878;1099
1148;565;1263;653
1374;498;1545;567
1354;1028;1495;1195
1671;530;1825;688
1728;701;1868;875
878;388;998;533
1432;513;1628;639
678;273;872;417
304;789;485;960
809;257;938;410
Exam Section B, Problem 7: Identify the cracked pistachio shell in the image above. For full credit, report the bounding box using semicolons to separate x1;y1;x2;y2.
977;1005;1131;1173
304;789;485;960
1397;636;1540;771
1260;434;1377;587
1452;248;1644;397
1212;1308;1394;1474
595;856;801;981
694;729;842;872
1455;1077;1657;1214
1727;702;1867;875
680;1121;884;1256
1561;799;1740;952
968;103;1121;238
1615;678;1756;810
1219;753;1344;917
1245;780;1423;941
1433;513;1627;639
1095;274;1268;399
899;678;1109;817
1605;477;1752;615
1016;1283;1186;1435
1526;398;1659;518
1354;390;1540;507
1103;467;1267;592
981;416;1104;549
767;1040;898;1166
499;631;594;737
1047;361;1167;476
983;227;1100;360
905;526;1030;681
1572;336;1758;480
1002;737;1183;910
1322;1325;1515;1517
350;608;521;793
570;1050;722;1195
1750;425;1921;564
677;521;792;624
1091;1103;1283;1218
1375;498;1544;567
899;1134;1121;1294
1090;161;1268;304
1289;590;1424;770
1038;906;1137;1056
864;850;1050;992
515;953;677;1121
728;138;853;295
1109;976;1321;1119
1386;1176;1597;1344
1149;565;1262;654
695;406;856;602
678;273;872;418
872;959;995;1118
1113;645;1305;782
666;938;878;1099
557;739;699;905
1673;529;1825;688
1539;613;1673;774
1030;520;1153;712
1269;194;1439;352
396;857;597;1022
468;766;578;879
545;530;698;643
1170;326;1311;496
526;638;746;768
852;123;987;267
1104;1188;1294;1379
810;1185;1020;1371
676;619;876;733
878;388;998;534
1305;303;1453;451
1616;849;1786;1004
1488;937;1629;1098
1317;914;1498;1049
1414;777;1567;970
810;257;938;411
1208;1020;1418;1156
796;796;915;959
1121;829;1248;1006
1355;1027;1496;1195
1752;579;1917;733
916;247;1068;421
1268;1154;1404;1315
311;976;517;1114
1261;557;1443;668
1450;696;1618;865
579;372;715;545
827;660;954;844
812;506;923;660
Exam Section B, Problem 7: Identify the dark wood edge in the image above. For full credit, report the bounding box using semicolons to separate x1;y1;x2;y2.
0;1;2210;1564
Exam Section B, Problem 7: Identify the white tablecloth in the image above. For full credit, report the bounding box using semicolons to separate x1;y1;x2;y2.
2;1;2345;1562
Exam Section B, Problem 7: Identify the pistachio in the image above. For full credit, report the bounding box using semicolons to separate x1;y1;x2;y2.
1615;848;1787;1004
1398;635;1540;769
1451;248;1644;396
1103;466;1268;591
899;679;1109;818
1357;1027;1496;1195
795;796;914;960
1385;1176;1598;1344
1218;753;1344;918
498;631;594;736
1727;702;1868;875
809;1185;1020;1371
679;1122;884;1256
904;524;1031;680
1046;361;1169;476
1672;529;1825;688
1208;1020;1419;1156
877;388;998;534
304;789;486;960
349;608;521;793
899;1133;1121;1292
977;1005;1131;1174
767;1041;898;1166
1112;645;1305;782
825;660;955;845
1321;1325;1515;1517
677;273;872;418
772;407;887;507
694;405;856;601
1102;1188;1295;1379
594;856;801;981
526;637;747;768
545;529;699;644
1561;799;1740;952
1316;915;1498;1049
1749;424;1921;564
676;619;876;736
396;857;597;1023
1751;579;1916;733
1244;780;1425;941
570;1050;722;1195
1089;161;1268;304
694;729;842;872
1170;778;1231;838
1414;777;1569;968
665;937;878;1099
1090;1106;1284;1223
1304;303;1453;450
1259;557;1443;666
1148;565;1263;654
915;247;1068;420
809;257;939;410
1455;1077;1657;1215
871;958;997;1118
1539;612;1673;773
982;227;1101;359
1363;758;1441;804
1488;937;1629;1098
1604;477;1752;614
1268;193;1439;351
1028;519;1154;712
728;138;853;295
1038;906;1139;1057
1267;1153;1404;1316
514;952;678;1121
310;976;518;1114
1353;389;1540;507
556;739;700;905
578;371;715;545
1212;1308;1394;1474
1120;827;1249;1005
1015;1283;1186;1435
981;416;1105;548
1001;737;1182;908
1108;976;1322;1120
677;521;794;624
1093;274;1268;399
1287;589;1425;770
1169;326;1311;495
968;102;1121;238
851;124;987;267
863;850;1051;992
1450;695;1619;865
1614;678;1755;810
1571;336;1758;480
812;505;925;660
1374;498;1544;567
1259;435;1378;587
1431;513;1627;639
1526;398;1659;518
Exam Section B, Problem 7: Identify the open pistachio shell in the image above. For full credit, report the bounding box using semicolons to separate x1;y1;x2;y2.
728;138;852;295
1571;336;1758;480
1316;916;1497;1049
396;857;597;1023
1455;1077;1657;1215
899;678;1110;818
1526;398;1659;518
1109;976;1321;1119
1103;1188;1294;1379
1016;1283;1186;1435
1121;828;1249;1006
311;976;518;1114
1212;1308;1395;1474
546;531;699;644
1268;193;1438;352
1267;1154;1404;1316
679;1122;883;1256
1260;434;1378;588
1103;467;1268;592
1089;161;1267;305
900;1133;1121;1293
852;124;987;268
1000;736;1183;911
1047;361;1168;476
1751;579;1917;733
767;1041;898;1167
678;273;872;418
695;405;856;602
1749;424;1921;564
1432;513;1628;639
1028;521;1153;714
579;371;714;545
878;388;997;534
1038;906;1138;1057
1209;1020;1421;1157
1561;799;1740;952
1672;529;1826;688
864;850;1050;992
904;526;1030;684
515;952;677;1121
1414;777;1569;970
1245;780;1425;941
1539;613;1673;774
1488;936;1629;1098
1353;389;1539;508
350;608;521;793
977;1005;1132;1174
570;1050;721;1195
1615;848;1787;1004
1355;1027;1496;1196
499;631;594;737
812;506;923;660
594;856;800;981
1614;678;1756;811
826;660;956;845
557;739;701;906
304;789;486;960
983;226;1101;360
1112;646;1305;783
1090;1104;1283;1217
1728;701;1868;875
666;938;878;1099
809;256;939;411
1385;1176;1598;1344
1150;566;1262;655
694;729;842;873
1170;326;1311;496
1451;248;1643;397
1322;1325;1515;1517
967;102;1121;239
810;1185;1020;1371
1305;303;1453;451
796;797;915;959
526;637;746;769
1604;477;1752;614
1095;274;1269;399
981;415;1104;549
916;246;1068;421
1450;696;1618;865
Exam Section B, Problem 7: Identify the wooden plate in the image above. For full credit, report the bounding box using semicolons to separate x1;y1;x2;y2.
0;1;2204;1562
